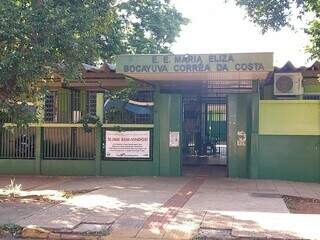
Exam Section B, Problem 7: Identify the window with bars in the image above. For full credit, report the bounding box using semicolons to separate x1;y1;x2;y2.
87;91;97;116
44;91;57;122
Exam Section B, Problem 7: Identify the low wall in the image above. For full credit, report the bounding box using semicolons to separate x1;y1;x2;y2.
0;159;35;175
41;160;96;176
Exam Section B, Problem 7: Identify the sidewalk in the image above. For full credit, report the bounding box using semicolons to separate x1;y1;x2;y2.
1;167;320;239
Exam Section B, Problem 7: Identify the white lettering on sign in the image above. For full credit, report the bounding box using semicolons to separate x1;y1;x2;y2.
105;130;150;158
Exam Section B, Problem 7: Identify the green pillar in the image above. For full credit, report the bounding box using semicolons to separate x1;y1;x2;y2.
95;93;104;176
158;93;182;176
79;90;88;116
35;127;43;175
152;84;161;176
159;94;170;176
228;94;250;178
169;94;182;176
249;80;260;178
35;96;44;175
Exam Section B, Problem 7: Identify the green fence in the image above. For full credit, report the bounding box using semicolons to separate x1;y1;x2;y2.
0;91;158;176
0;123;155;176
43;127;96;160
0;127;36;159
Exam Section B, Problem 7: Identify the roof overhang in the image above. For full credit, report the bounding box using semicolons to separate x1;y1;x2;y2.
116;53;274;82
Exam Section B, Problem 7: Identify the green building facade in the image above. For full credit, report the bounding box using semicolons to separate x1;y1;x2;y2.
0;53;319;182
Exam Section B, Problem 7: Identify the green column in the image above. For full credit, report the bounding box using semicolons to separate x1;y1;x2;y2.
159;94;170;176
95;93;104;176
79;90;88;116
227;94;238;177
152;84;161;176
228;94;250;178
158;93;182;176
249;80;260;178
35;96;44;175
35;127;43;175
169;94;182;176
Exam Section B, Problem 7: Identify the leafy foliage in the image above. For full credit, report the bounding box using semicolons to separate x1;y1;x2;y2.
0;0;188;124
0;223;23;236
99;0;189;61
233;0;320;59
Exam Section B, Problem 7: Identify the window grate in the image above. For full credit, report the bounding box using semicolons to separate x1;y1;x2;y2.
44;91;57;122
87;91;97;116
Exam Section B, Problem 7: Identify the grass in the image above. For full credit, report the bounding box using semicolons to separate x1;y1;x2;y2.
82;228;110;236
3;179;22;197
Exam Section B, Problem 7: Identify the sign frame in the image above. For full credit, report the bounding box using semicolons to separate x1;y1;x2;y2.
105;130;152;160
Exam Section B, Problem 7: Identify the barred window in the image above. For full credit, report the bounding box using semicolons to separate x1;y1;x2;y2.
44;91;57;122
87;91;97;116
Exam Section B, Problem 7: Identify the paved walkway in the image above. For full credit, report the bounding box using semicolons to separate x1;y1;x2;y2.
1;166;320;239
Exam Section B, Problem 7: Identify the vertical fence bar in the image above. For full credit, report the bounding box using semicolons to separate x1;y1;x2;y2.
95;93;104;176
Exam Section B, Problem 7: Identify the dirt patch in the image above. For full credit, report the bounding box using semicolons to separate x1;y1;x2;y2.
283;195;320;214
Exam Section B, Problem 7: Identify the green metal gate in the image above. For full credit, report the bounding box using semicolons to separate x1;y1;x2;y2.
182;96;227;165
206;101;227;160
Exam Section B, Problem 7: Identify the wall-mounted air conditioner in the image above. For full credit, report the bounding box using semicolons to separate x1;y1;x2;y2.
274;72;303;96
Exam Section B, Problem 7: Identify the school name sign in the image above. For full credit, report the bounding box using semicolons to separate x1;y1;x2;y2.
116;53;273;74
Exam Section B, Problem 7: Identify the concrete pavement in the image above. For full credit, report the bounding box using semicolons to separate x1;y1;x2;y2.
0;166;320;239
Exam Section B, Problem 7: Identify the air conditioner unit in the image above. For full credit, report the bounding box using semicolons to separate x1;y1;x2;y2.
274;72;303;96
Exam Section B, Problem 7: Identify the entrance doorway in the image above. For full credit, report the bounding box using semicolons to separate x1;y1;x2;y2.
182;96;228;167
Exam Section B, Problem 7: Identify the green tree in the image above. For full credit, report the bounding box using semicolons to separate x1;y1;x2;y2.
0;0;188;124
233;0;320;60
99;0;188;61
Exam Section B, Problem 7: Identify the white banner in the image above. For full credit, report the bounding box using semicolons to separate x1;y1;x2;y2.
105;130;150;158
